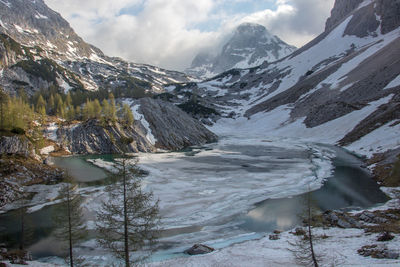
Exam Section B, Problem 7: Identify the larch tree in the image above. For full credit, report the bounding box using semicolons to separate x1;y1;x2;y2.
96;156;160;267
53;180;87;267
0;87;8;130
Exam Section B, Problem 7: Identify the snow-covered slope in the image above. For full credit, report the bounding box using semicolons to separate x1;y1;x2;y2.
170;0;400;165
186;23;296;79
0;0;194;94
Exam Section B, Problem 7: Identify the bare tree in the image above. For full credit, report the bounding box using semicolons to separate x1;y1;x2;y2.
96;157;159;267
289;189;320;267
53;181;87;267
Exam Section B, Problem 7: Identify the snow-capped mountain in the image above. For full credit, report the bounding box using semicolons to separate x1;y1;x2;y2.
186;23;296;79
0;0;194;95
168;0;400;174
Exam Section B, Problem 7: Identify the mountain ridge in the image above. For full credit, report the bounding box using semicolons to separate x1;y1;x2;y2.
165;0;400;182
0;0;194;95
186;22;296;79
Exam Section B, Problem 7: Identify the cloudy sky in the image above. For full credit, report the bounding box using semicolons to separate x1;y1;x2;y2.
44;0;335;71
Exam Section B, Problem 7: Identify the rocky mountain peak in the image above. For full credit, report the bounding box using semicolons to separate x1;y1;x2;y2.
186;22;296;79
0;0;99;60
235;22;269;35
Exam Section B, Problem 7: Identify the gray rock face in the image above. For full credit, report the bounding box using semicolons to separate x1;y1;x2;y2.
59;98;217;154
139;98;218;150
59;119;155;155
186;23;296;79
325;0;363;32
0;136;29;156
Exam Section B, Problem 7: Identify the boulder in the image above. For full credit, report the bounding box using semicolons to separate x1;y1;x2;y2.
184;244;215;255
377;232;395;242
358;244;399;259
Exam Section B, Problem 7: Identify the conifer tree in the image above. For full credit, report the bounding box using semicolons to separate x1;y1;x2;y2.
36;95;46;116
96;157;159;266
53;180;87;267
109;93;117;123
48;94;55;115
120;104;134;126
93;99;102;119
0;87;8;130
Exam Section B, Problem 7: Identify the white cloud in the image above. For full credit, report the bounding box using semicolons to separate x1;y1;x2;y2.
44;0;335;71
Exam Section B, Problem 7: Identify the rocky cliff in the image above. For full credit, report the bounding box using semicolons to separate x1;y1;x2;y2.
138;98;218;150
58;119;155;154
57;98;217;154
0;135;63;207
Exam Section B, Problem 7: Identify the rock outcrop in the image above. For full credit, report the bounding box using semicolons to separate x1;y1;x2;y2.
0;136;29;156
139;98;218;150
0;135;63;208
58;98;217;154
184;244;215;255
59;119;154;154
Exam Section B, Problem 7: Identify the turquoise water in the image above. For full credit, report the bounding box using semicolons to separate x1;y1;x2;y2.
0;144;388;262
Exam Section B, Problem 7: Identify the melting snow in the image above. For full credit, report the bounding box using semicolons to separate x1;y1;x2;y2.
39;145;55;155
125;101;157;145
384;74;400;90
346;119;400;157
0;0;11;8
34;13;48;19
45;123;59;142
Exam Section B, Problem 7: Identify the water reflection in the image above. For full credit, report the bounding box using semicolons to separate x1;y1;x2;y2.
241;147;388;233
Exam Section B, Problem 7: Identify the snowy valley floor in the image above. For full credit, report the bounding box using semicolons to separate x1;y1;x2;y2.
146;190;400;267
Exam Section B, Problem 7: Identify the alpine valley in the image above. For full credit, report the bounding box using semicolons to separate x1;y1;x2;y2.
0;0;400;266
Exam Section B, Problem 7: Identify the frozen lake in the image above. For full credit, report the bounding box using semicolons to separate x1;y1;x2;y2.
0;136;388;264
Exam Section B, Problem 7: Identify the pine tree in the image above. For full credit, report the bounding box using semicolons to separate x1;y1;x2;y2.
96;157;159;266
53;181;87;267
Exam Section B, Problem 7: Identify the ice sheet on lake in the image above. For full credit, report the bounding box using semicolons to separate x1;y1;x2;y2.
135;136;335;229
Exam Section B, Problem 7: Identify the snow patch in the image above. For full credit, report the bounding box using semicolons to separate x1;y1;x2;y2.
39;145;54;155
346;119;400;157
384;75;400;90
45;123;59;142
210;94;394;147
130;103;157;145
34;13;48;20
0;0;11;8
56;76;73;93
87;159;118;174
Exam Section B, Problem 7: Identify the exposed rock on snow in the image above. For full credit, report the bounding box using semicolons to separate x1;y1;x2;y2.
358;244;399;259
184;244;215;255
